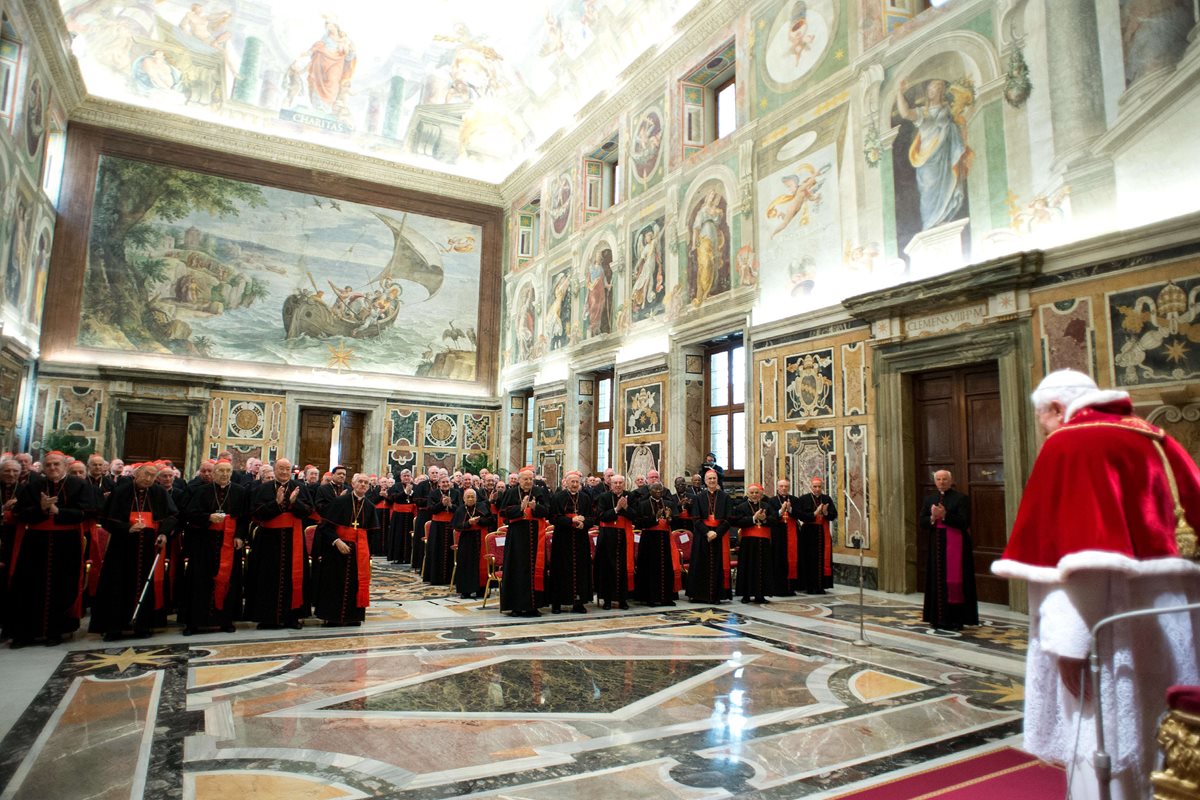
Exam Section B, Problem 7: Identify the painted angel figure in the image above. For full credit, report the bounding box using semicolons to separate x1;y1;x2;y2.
765;162;829;238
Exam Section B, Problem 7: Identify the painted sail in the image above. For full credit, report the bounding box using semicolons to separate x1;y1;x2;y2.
370;212;444;300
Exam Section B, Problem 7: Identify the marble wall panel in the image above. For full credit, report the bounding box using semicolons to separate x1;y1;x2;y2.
463;413;492;452
1039;298;1094;376
760;430;779;490
843;424;870;549
841;342;867;416
758;357;778;423
536;399;566;448
424;412;460;450
786;427;836;494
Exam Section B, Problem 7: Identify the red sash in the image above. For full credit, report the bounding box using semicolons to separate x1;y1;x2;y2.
817;514;832;577
210;514;238;611
522;505;548;592
781;511;799;580
604;516;637;591
9;518;88;617
741;525;771;540
464;525;489;585
705;517;731;590
391;502;416;514
130;512;165;610
262;512;305;609
86;523;110;598
334;524;371;608
432;511;454;523
646;520;682;591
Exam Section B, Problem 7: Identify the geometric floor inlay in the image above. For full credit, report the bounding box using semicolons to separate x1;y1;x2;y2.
326;657;728;714
0;591;1032;800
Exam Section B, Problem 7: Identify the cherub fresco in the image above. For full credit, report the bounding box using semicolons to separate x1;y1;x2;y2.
764;162;830;238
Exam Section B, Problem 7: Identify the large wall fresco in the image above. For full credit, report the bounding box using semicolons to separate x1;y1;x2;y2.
58;0;704;182
76;154;484;380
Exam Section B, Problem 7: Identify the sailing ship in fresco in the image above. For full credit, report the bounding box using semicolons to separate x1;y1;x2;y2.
282;211;444;339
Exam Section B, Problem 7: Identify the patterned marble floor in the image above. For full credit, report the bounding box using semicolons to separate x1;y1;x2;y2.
0;566;1034;800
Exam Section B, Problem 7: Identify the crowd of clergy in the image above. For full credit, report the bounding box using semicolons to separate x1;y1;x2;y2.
0;447;841;646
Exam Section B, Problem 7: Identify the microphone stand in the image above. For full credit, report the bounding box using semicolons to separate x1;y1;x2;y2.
851;533;869;647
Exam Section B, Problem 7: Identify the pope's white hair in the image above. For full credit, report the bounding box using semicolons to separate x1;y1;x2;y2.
1030;369;1098;412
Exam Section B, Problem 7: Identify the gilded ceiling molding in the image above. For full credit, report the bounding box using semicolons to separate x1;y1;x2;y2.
70;99;506;206
499;0;754;204
19;0;85;111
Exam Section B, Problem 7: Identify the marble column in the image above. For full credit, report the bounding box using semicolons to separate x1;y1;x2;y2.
575;372;596;475
1044;0;1116;229
669;343;707;479
1045;0;1107;162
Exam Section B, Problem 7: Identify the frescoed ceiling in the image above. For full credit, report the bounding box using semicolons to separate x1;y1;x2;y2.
56;0;702;184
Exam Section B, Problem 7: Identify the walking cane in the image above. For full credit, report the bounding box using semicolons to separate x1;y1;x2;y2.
130;551;163;628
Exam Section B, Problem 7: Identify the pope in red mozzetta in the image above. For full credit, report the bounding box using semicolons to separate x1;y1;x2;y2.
993;369;1200;800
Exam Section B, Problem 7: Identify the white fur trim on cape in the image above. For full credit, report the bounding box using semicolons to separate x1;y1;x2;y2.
1063;389;1131;422
992;550;1200;584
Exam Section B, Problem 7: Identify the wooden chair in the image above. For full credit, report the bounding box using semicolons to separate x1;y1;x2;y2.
671;528;693;573
481;527;507;608
415;519;431;576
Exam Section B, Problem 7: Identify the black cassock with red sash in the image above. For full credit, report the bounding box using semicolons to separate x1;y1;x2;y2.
635;494;681;605
595;490;638;606
733;499;777;601
248;479;313;627
687;490;733;604
765;493;802;596
498;485;550;614
89;481;177;637
386;481;416;564
6;475;97;643
548;489;595;607
452;499;496;599
797;491;837;593
314;490;378;625
179;481;248;632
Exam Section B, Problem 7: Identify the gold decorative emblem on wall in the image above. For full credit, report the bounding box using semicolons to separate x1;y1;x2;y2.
424;413;459;449
227;401;266;440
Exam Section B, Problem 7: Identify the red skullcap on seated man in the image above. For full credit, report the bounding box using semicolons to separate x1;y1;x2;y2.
992;368;1200;800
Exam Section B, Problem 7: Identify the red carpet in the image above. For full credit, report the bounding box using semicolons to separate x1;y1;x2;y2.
832;747;1066;799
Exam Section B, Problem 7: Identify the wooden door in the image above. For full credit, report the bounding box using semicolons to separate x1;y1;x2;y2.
298;409;334;473
339;411;365;475
124;412;188;466
912;363;1008;605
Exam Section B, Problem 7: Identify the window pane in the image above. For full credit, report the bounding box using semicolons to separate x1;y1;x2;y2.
731;345;746;405
597;378;611;423
524;438;533;466
716;80;737;139
732;411;745;471
612;162;622;206
596;429;610;473
525;405;534;433
709;414;728;465
709;352;728;406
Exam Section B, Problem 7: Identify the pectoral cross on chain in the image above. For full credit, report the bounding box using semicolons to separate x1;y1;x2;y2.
351;520;359;529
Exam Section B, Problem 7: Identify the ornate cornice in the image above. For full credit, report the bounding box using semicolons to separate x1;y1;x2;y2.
19;0;85;113
499;0;754;203
70;99;504;205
